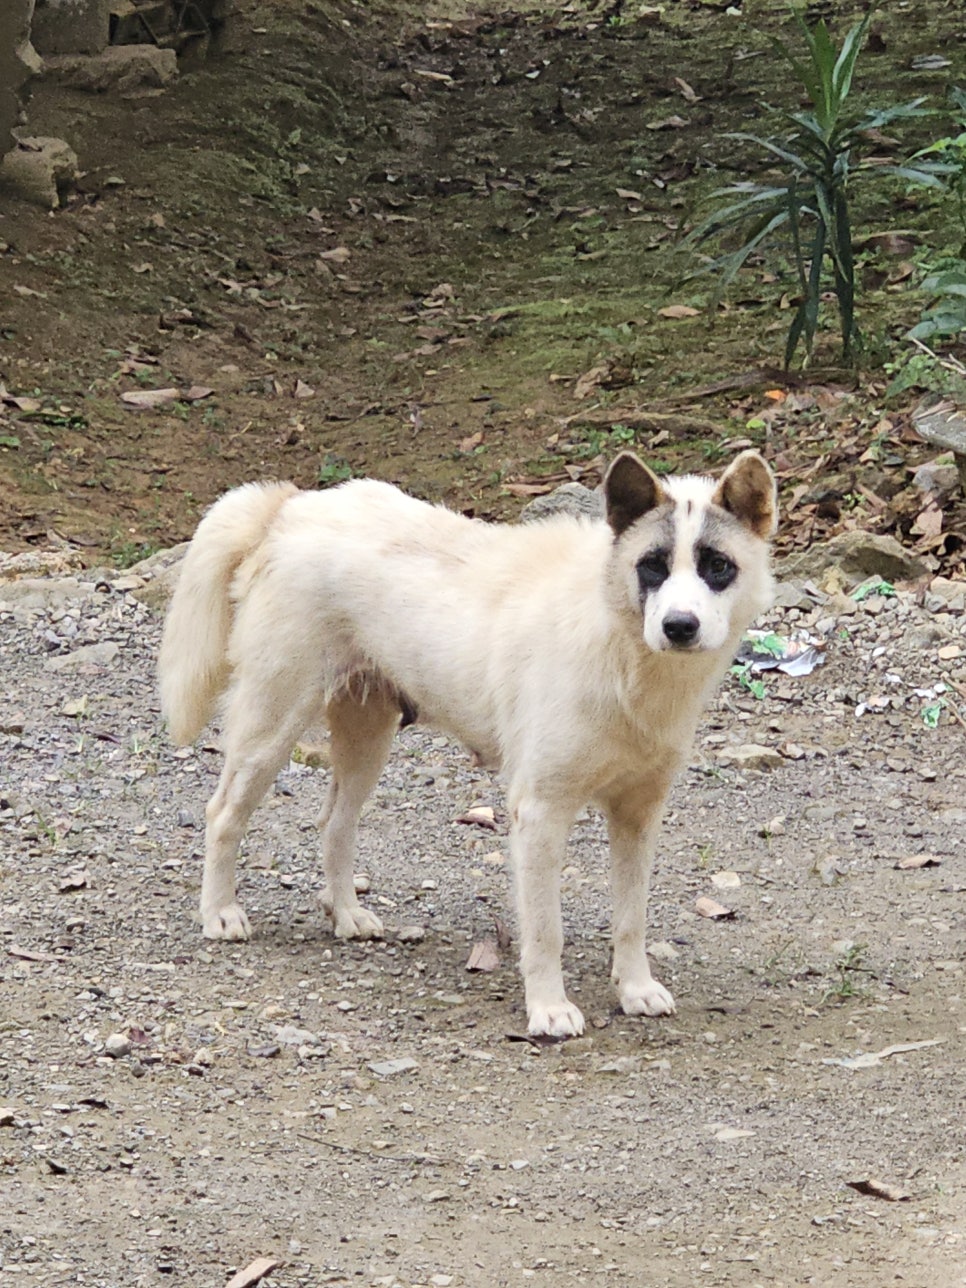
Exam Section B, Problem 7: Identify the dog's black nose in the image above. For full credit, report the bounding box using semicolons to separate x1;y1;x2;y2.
663;611;700;646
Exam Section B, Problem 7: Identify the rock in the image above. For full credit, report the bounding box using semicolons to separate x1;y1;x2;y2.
368;1056;418;1077
926;576;966;613
45;641;120;671
0;549;86;579
777;530;929;586
47;46;178;96
0;577;96;611
125;545;187;612
397;924;427;943
716;743;785;771
104;1033;131;1058
913;398;966;489
0;136;78;209
520;483;603;523
772;580;817;611
913;459;961;500
273;1025;321;1047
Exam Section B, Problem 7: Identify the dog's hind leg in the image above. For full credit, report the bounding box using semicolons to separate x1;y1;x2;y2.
318;691;399;939
603;780;677;1018
509;788;583;1039
201;678;320;941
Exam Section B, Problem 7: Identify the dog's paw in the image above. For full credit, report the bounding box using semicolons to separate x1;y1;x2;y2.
202;903;251;942
619;979;676;1018
527;1000;586;1039
330;902;385;940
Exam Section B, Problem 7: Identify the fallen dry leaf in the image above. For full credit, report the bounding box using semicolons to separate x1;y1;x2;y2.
182;385;214;403
695;896;736;920
318;246;351;264
646;115;688;131
456;805;497;831
911;502;943;538
673;76;700;103
658;304;700;320
573;364;610;400
120;388;180;410
504;480;560;498
466;938;501;972
8;946;60;962
846;1177;911;1202
224;1258;282;1288
492;916;512;950
714;1126;756;1142
894;854;942;870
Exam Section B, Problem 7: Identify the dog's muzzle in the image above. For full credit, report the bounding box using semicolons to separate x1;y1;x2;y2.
662;610;700;648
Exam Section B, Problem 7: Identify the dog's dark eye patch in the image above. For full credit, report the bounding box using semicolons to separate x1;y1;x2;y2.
636;551;670;592
697;545;737;592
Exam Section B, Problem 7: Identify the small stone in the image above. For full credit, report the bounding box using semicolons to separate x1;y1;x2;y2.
520;483;602;522
45;642;120;673
104;1033;131;1059
368;1057;418;1077
397;925;426;943
710;870;741;890
716;743;784;771
274;1025;321;1047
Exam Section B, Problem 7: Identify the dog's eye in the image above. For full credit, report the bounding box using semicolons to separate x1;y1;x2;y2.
636;553;669;591
698;547;737;592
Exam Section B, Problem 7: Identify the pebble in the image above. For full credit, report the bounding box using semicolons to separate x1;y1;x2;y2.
104;1033;132;1059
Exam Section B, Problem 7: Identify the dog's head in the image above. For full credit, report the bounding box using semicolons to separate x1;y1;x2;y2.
604;450;777;654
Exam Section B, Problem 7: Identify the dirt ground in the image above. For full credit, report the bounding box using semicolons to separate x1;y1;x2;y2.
1;0;966;1285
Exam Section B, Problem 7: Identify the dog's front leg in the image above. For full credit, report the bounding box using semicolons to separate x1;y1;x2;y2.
510;790;583;1038
604;784;676;1018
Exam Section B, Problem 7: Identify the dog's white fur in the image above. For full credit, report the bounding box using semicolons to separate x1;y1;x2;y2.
159;451;776;1037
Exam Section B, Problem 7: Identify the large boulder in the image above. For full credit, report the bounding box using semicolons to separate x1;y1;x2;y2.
776;529;929;586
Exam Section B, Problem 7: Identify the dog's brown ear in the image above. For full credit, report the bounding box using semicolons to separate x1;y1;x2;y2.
603;452;667;537
713;450;777;539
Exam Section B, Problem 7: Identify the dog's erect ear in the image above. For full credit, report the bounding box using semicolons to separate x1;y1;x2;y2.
712;450;777;539
604;452;667;537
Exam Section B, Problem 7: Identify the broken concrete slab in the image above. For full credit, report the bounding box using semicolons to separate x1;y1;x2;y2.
47;44;178;94
913;398;966;489
0;135;78;208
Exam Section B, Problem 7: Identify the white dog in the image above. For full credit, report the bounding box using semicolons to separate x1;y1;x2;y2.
159;451;776;1037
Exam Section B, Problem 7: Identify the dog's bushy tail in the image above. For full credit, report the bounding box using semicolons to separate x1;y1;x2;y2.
159;481;298;745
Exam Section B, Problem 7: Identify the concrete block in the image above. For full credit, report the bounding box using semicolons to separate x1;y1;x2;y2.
32;0;110;56
0;135;79;208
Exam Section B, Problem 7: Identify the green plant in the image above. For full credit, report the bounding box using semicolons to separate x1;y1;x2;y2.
907;262;966;343
884;333;966;401
822;941;871;1003
318;454;353;486
683;11;937;368
909;86;966;249
730;661;766;699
